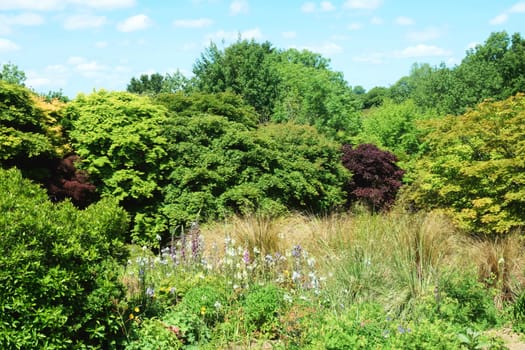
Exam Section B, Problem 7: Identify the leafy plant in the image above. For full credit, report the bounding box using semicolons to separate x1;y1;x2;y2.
406;93;525;235
0;168;129;349
342;143;405;211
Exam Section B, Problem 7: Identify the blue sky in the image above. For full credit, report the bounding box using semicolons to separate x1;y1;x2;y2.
1;0;524;98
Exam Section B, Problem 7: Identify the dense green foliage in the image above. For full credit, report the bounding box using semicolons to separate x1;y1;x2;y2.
406;94;525;234
2;29;525;348
0;168;129;349
387;31;525;115
127;71;190;95
272;49;362;141
193;40;280;121
0;62;26;86
354;99;429;160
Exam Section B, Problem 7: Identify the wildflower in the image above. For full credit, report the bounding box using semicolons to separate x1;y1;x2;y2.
291;244;302;258
200;306;206;315
292;271;301;282
214;301;222;310
243;248;250;264
146;287;155;297
129;313;134;320
155;234;162;241
283;293;293;303
134;307;140;313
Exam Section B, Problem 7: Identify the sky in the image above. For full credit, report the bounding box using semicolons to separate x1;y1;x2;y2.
1;0;524;98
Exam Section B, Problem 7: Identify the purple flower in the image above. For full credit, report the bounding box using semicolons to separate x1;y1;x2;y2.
291;244;302;258
243;248;250;264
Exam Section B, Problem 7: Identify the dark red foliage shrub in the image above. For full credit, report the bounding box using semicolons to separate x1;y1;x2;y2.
46;154;98;208
341;143;405;211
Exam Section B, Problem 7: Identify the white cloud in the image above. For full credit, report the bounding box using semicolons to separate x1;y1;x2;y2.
64;14;106;30
489;13;508;25
117;14;151;32
302;1;336;13
0;0;135;11
510;1;525;13
8;13;45;26
0;38;20;51
348;22;362;30
67;56;107;78
353;52;385;64
407;27;442;41
282;31;297;39
396;44;451;58
301;2;316;13
26;64;69;88
304;42;343;55
71;0;136;9
174;18;213;28
230;0;249;15
0;0;63;11
320;1;336;12
489;2;525;25
354;44;451;63
240;27;262;40
0;12;44;34
394;16;414;26
343;0;382;10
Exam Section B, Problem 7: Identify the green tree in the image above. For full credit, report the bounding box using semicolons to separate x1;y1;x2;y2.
193;39;280;121
127;73;165;94
405;94;525;235
272;49;362;141
127;71;190;95
355;99;430;160
0;62;26;85
158;93;349;232
0;81;68;180
67;90;173;239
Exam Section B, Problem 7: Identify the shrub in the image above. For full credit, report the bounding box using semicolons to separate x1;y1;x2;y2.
341;143;405;211
241;283;285;335
0;168;129;349
406;93;525;235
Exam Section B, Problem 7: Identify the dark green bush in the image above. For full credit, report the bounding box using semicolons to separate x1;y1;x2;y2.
0;168;129;349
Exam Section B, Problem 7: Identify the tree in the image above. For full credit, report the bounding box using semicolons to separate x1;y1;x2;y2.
272;49;362;141
127;71;190;95
0;81;65;177
355;99;430;160
193;39;280;121
67;90;173;240
0;62;26;85
127;73;165;94
158;93;349;233
342;143;405;211
405;93;525;235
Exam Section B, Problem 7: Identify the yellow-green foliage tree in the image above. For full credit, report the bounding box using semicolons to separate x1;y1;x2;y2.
406;93;525;235
0;81;68;179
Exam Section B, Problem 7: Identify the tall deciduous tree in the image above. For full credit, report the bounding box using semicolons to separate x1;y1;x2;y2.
0;62;26;86
193;39;280;121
